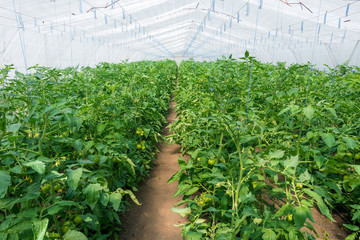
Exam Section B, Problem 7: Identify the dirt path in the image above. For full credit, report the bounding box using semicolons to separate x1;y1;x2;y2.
120;101;186;240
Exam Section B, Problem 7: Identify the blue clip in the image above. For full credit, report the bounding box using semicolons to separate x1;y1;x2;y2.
79;0;82;13
105;16;107;24
230;18;232;28
94;9;97;19
259;0;263;9
246;3;249;16
338;18;341;29
346;4;349;17
318;24;321;34
111;0;114;9
324;12;327;24
301;21;303;32
237;12;239;22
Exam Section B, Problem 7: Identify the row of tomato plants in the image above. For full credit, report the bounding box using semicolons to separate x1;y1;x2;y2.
168;55;360;240
0;60;177;239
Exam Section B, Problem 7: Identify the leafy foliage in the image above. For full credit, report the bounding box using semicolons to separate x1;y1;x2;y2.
169;57;360;239
0;60;177;239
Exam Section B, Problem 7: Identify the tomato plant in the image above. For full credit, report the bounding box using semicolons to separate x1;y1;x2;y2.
169;55;359;239
0;60;177;239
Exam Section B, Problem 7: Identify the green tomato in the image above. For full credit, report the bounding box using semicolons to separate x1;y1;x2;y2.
142;145;146;150
208;159;215;165
355;154;360;160
61;226;70;234
54;184;61;191
41;184;51;193
73;215;83;225
136;144;142;149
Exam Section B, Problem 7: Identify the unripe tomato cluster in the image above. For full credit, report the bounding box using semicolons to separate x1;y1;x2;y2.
136;140;146;151
136;128;144;136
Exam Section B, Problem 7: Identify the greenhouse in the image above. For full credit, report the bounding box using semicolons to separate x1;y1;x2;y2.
0;0;359;240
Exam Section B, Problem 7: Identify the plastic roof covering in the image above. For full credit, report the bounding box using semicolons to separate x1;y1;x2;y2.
0;0;360;71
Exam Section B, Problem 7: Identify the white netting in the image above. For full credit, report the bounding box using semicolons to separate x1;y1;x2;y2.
0;0;359;69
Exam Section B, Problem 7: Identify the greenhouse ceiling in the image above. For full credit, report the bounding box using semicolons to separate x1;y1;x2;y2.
0;0;360;69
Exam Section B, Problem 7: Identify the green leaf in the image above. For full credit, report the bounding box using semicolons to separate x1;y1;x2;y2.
321;133;336;148
109;192;122;211
173;183;190;197
67;168;82;190
343;224;359;232
314;156;325;168
187;231;203;240
171;207;191;217
184;187;199;196
303;189;334;222
9;166;21;174
294;206;312;228
345;233;357;240
303;105;315;120
350;205;360;210
120;155;135;176
0;171;11;198
46;205;63;215
83;184;102;209
100;193;109;206
298;170;311;182
7;123;21;134
73;117;83;131
262;229;277;240
288;229;297;240
326;107;337;118
84;141;94;152
278;106;291;116
245;50;249;58
167;170;182;184
269;150;284;159
4;220;33;234
24;161;45;175
33;219;48;240
63;230;87;240
123;190;141;205
96;123;107;134
342;137;358;149
284;155;299;168
74;139;83;151
273;204;292;218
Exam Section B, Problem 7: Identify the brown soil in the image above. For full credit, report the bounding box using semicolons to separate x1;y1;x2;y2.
119;101;186;240
306;208;349;240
